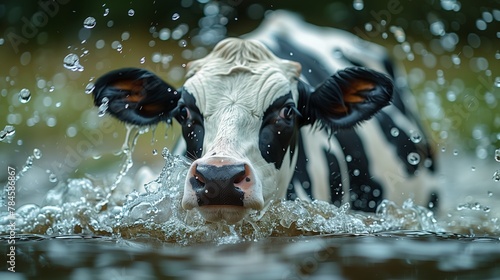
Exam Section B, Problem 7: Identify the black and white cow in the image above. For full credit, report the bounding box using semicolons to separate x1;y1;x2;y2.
91;11;438;223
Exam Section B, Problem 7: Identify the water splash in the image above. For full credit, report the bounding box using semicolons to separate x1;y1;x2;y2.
1;147;451;245
457;202;490;212
94;124;143;211
1;151;42;206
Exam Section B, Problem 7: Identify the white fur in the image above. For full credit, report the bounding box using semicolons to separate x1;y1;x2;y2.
181;39;302;220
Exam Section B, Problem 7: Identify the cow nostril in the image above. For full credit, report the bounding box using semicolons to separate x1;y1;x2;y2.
233;172;246;184
194;173;206;184
190;172;206;191
232;163;253;185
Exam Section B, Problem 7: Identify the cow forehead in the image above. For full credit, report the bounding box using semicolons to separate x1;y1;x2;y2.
183;38;301;116
184;70;294;117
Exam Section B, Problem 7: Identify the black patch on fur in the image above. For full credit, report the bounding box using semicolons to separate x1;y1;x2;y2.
173;89;205;160
334;129;384;212
374;111;422;175
289;134;313;200
323;148;344;207
274;37;329;87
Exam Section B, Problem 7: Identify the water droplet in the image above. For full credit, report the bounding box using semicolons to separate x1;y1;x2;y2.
33;148;42;159
353;0;364;10
18;88;31;103
128;9;135;16
488;191;493;197
410;131;422;143
390;127;400;137
4;125;15;136
453;149;459;156
353;169;360;176
172;12;180;20
140;57;146;64
407;152;421;165
0;130;7;141
494;149;500;162
83;17;96;29
178;40;187;48
63;53;84;71
49;173;58;183
85;82;95;94
98;97;109;117
471;166;476;171
346;155;352;162
494;77;500;88
493;170;500;182
152;149;158;155
365;23;373;32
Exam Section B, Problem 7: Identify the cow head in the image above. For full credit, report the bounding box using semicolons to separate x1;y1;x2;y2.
92;38;393;223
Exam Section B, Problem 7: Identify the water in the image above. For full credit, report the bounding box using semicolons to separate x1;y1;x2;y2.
83;17;97;29
17;88;31;104
1;148;500;277
2;232;499;279
63;53;84;72
2;149;498;241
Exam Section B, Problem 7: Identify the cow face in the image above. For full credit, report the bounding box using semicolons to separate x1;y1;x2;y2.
92;38;393;223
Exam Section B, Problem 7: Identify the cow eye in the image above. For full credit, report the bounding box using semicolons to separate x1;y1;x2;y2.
178;106;191;121
279;105;295;120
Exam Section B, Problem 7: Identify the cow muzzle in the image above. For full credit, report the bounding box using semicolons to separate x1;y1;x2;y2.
182;156;264;223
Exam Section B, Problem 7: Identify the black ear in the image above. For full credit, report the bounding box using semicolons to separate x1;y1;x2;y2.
299;67;393;131
92;68;181;126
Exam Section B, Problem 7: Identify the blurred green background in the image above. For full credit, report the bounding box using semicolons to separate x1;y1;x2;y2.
0;0;498;204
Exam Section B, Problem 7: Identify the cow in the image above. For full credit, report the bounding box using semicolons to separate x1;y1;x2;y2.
91;11;438;224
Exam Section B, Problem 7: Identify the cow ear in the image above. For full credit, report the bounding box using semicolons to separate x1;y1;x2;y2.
300;67;393;131
92;68;181;126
